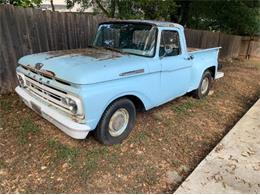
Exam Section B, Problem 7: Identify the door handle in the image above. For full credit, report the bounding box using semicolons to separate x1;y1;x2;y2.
185;55;194;60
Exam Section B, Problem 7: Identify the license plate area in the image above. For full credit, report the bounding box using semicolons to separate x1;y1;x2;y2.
31;102;42;115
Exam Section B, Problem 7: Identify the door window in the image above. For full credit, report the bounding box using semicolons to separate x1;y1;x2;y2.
160;30;181;57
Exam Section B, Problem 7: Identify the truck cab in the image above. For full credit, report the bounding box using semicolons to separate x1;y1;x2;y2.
16;20;223;145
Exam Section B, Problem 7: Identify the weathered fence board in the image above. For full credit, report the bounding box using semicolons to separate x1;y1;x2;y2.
200;30;220;49
0;5;259;94
184;28;243;58
185;28;203;48
0;5;110;94
219;33;241;58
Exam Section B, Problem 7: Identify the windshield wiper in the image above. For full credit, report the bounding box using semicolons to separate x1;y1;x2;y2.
102;46;126;54
88;45;127;54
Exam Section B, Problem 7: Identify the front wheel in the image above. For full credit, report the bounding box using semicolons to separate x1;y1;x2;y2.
94;98;136;145
193;70;213;99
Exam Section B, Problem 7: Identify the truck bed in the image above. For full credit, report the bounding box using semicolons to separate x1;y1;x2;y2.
187;47;221;53
187;47;201;52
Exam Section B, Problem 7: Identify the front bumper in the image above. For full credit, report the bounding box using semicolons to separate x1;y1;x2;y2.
15;86;91;139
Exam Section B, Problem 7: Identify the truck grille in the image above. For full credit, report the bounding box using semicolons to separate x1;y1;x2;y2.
24;76;72;114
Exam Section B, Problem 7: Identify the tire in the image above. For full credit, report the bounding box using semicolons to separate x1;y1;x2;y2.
94;98;136;145
193;70;213;99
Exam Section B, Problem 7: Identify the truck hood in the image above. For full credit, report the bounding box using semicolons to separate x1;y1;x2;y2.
18;48;150;85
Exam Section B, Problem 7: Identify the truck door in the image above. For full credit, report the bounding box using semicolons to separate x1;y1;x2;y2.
159;29;192;102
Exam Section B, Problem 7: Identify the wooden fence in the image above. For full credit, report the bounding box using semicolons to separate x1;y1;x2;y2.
0;5;110;94
185;29;250;59
0;5;259;94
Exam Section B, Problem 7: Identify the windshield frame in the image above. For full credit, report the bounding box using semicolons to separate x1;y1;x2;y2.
93;21;158;58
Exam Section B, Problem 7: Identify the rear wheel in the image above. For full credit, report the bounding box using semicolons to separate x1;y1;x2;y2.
193;70;213;99
94;98;136;145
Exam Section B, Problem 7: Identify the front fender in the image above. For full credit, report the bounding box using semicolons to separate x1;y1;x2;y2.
105;91;152;111
79;77;155;130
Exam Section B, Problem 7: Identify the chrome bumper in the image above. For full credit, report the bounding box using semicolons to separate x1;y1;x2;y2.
15;86;91;139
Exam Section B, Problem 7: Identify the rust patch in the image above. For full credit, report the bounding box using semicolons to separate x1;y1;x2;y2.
22;65;55;78
46;48;124;60
187;47;201;52
40;69;55;78
21;65;71;85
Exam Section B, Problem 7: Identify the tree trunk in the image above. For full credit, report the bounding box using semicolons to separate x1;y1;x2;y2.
50;0;55;11
179;1;191;26
110;0;116;18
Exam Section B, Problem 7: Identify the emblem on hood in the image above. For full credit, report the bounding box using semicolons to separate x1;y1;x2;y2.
35;63;44;70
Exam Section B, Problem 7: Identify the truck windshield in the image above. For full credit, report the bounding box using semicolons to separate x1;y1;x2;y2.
93;23;157;57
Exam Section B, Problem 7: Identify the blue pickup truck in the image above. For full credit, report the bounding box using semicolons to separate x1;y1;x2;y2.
16;20;223;145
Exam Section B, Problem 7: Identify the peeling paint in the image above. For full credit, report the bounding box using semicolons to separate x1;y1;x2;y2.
46;48;124;61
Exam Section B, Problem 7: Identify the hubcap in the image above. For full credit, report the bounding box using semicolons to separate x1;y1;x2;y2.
108;108;129;137
201;77;209;94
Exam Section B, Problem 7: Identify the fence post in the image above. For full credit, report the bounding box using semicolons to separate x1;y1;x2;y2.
245;36;253;60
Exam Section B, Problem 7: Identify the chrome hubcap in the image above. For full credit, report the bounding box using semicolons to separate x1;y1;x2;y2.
108;108;129;137
201;77;209;94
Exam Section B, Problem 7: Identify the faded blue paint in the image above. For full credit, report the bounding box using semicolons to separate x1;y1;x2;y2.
16;22;220;131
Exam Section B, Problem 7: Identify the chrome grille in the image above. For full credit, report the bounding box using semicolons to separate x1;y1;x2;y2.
24;76;72;114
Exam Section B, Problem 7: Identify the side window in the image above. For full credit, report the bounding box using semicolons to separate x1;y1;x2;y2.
160;30;181;57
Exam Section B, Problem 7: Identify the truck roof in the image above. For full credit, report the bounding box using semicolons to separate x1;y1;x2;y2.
100;20;184;30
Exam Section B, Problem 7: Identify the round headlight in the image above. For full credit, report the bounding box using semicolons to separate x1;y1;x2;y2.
68;98;78;114
62;96;81;115
17;74;25;87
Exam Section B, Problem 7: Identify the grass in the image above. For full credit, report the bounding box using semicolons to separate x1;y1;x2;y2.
85;148;106;170
48;139;79;164
171;158;182;167
0;118;4;129
128;129;150;145
171;97;209;115
0;159;6;169
19;118;40;143
0;99;11;111
144;166;159;185
171;98;196;114
136;131;149;143
80;147;110;181
242;59;260;68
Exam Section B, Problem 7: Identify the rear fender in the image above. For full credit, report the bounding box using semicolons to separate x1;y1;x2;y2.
188;48;220;91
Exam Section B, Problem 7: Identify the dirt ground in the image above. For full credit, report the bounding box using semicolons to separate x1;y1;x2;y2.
0;59;260;193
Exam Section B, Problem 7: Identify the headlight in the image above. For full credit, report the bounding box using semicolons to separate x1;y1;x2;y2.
68;99;77;114
62;96;83;116
16;73;26;88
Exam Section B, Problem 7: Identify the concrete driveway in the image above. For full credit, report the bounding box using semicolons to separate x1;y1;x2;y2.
175;99;260;193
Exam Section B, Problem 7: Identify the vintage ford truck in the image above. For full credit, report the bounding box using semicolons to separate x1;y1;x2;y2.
16;20;223;145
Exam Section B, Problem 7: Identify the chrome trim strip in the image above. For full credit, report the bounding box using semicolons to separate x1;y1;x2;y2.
25;76;66;97
119;69;144;76
24;76;72;114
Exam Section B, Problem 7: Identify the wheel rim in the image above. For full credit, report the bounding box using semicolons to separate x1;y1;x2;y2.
201;77;209;94
108;108;129;137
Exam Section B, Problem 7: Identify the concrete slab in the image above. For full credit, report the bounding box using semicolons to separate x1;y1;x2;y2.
174;99;260;193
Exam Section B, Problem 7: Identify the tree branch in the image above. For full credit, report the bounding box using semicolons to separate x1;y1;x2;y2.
95;0;109;17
